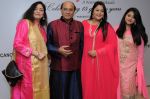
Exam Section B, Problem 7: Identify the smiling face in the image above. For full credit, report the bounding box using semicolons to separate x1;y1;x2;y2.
125;11;136;25
61;2;75;21
92;5;104;21
33;4;44;21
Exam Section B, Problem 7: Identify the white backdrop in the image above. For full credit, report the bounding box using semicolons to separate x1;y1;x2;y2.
0;0;150;99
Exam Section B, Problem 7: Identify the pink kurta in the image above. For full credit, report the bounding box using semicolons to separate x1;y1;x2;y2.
11;19;49;99
81;20;119;99
115;27;149;99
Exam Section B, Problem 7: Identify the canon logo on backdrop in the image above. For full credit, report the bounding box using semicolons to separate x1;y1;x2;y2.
0;53;12;58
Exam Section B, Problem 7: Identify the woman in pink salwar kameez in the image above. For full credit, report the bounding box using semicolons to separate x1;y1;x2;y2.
116;8;149;99
11;1;50;99
81;1;119;99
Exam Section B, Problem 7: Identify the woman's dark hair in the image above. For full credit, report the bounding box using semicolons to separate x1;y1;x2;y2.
90;1;108;41
22;1;47;26
116;7;148;46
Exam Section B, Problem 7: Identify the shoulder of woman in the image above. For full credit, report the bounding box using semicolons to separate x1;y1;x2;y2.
15;19;29;31
17;19;28;26
106;23;118;31
106;23;114;29
82;19;88;24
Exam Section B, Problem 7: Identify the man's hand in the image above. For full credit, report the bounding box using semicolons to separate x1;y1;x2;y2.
58;45;73;57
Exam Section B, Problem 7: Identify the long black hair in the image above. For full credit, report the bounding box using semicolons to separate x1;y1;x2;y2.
90;1;108;41
116;8;148;46
22;1;47;26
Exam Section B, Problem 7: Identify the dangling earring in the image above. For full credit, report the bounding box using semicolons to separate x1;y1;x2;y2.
42;17;45;20
133;22;136;27
134;22;136;25
132;22;136;27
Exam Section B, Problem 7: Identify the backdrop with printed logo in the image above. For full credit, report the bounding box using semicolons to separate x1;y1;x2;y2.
0;0;150;98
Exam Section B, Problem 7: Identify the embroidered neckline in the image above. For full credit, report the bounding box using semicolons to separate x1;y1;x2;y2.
88;20;100;37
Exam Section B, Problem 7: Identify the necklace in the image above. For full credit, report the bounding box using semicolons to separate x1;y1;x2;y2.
89;20;100;37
